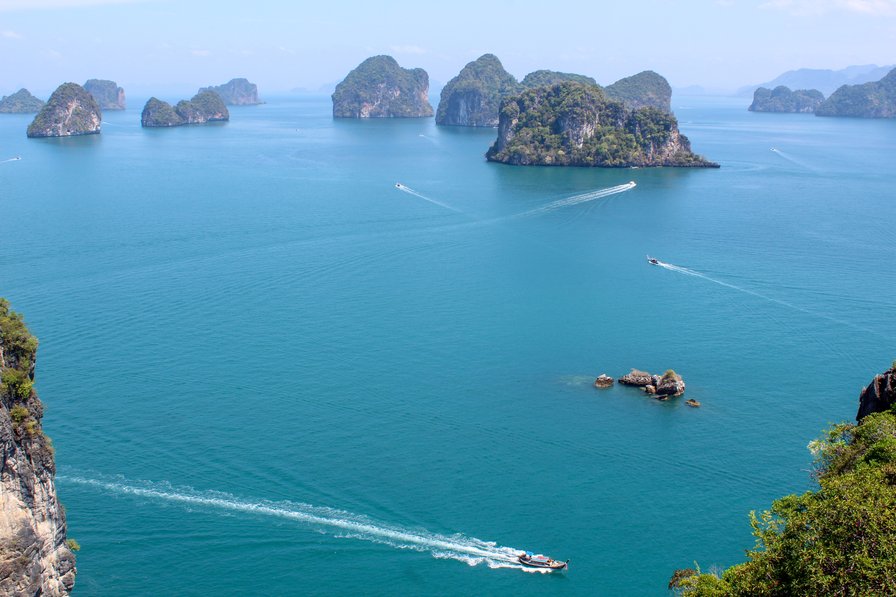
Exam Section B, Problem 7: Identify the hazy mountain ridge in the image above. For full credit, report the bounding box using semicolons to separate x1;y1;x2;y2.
740;64;895;97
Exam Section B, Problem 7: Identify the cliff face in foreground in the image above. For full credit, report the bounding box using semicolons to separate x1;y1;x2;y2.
671;364;896;596
486;82;716;168
815;67;896;118
26;83;101;138
436;54;520;127
199;78;262;105
749;86;824;113
141;91;230;127
0;298;76;595
0;89;45;114
332;55;433;118
83;79;126;110
856;364;896;420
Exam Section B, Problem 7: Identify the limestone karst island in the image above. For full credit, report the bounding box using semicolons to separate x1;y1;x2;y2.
332;55;434;118
141;91;230;127
0;89;45;114
486;82;716;167
199;78;263;105
26;83;101;138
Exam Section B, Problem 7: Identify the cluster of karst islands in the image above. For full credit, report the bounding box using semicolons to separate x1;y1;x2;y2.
748;66;896;116
4;54;896;167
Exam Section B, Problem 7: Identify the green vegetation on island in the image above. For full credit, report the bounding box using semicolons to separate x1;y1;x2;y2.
83;79;126;110
815;67;896;118
604;70;672;112
1;299;40;435
486;82;716;168
672;364;896;596
141;90;229;127
199;78;262;105
436;54;521;127
26;83;101;138
0;88;45;114
332;55;433;118
749;86;825;113
521;70;598;89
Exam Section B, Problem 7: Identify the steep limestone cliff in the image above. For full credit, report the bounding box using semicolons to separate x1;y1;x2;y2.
83;79;126;110
199;78;262;105
26;83;100;138
486;82;716;167
436;54;520;127
332;55;433;118
0;298;76;595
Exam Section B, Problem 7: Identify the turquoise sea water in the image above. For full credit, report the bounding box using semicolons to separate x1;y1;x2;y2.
1;96;894;595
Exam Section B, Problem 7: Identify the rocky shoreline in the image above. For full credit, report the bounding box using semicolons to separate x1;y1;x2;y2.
594;368;690;402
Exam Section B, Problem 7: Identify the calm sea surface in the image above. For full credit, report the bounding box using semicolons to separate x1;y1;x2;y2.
1;95;894;595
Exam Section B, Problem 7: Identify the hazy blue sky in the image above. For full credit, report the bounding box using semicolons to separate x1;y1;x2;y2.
1;0;894;97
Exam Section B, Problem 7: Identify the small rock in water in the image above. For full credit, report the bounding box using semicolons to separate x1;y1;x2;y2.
594;374;614;388
618;369;653;387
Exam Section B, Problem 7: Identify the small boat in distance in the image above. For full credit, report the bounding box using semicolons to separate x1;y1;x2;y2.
518;551;569;572
395;182;404;189
647;255;659;265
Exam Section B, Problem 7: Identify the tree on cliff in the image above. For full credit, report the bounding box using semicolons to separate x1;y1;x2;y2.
672;367;896;595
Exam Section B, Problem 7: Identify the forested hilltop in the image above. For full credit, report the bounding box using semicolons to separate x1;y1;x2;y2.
486;82;715;168
672;364;896;595
604;70;671;112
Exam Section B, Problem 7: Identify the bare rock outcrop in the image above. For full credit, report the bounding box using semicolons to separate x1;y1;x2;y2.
593;374;614;388
856;365;896;421
619;369;654;387
655;370;686;397
618;368;686;400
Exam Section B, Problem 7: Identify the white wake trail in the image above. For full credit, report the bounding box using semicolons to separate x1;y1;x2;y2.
770;148;816;171
1;156;22;164
653;260;881;337
394;183;462;213
60;475;545;572
515;181;636;217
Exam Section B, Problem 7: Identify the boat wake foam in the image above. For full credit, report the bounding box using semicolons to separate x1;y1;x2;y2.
394;183;462;213
59;475;548;572
652;259;880;337
515;181;636;217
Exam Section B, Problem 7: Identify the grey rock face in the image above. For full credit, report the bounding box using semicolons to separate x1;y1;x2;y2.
857;367;896;421
0;302;76;595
